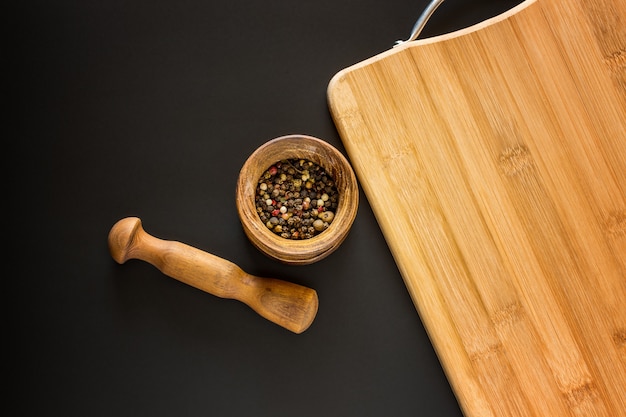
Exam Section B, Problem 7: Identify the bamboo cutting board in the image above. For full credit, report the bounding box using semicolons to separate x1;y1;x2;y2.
327;0;625;416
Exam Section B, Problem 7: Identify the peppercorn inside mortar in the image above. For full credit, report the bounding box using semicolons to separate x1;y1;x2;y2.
255;159;339;240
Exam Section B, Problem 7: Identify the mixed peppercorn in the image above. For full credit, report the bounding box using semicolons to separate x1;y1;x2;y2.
255;158;339;239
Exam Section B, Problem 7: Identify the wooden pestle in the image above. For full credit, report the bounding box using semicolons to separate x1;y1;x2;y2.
108;217;318;333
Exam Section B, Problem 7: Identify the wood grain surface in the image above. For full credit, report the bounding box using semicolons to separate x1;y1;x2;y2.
328;0;625;416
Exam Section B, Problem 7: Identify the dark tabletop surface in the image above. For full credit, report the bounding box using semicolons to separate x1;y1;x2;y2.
12;1;524;415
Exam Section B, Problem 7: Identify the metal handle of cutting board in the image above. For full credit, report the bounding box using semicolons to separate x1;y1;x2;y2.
395;0;445;46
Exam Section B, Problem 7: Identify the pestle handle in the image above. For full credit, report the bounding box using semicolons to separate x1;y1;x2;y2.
108;217;318;333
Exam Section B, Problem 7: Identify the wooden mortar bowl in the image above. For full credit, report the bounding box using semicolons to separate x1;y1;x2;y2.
236;134;359;265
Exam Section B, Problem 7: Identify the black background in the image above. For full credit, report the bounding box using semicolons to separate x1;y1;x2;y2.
13;1;524;415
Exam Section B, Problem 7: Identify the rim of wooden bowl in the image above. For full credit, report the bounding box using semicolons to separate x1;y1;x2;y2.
236;134;359;265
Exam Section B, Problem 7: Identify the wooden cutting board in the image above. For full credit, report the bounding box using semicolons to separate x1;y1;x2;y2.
327;0;625;416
